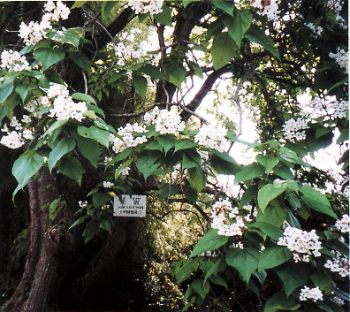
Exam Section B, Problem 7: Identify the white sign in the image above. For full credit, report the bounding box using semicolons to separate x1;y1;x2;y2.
113;195;146;218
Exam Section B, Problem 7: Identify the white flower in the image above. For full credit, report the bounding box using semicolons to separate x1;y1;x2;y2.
0;131;25;149
332;296;345;306
277;226;322;263
47;83;70;99
103;181;114;188
305;23;324;36
335;214;350;233
299;286;323;302
22;129;34;140
251;0;281;22
128;0;164;15
0;50;30;72
111;123;147;153
49;97;87;122
211;199;246;237
329;48;349;73
19;20;51;46
154;107;185;135
282;117;309;141
324;251;349;277
78;200;88;208
194;124;228;152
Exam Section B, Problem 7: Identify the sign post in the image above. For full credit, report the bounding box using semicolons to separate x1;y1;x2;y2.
113;195;146;218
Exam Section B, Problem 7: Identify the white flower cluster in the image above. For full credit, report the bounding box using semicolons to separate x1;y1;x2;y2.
324;251;350;277
335;214;350;233
332;296;345;306
0;50;30;72
128;0;164;15
277;226;322;263
152;107;185;135
47;83;87;122
19;1;70;46
211;199;246;237
282;117;309;141
299;94;348;119
305;23;324;36
329;48;349;73
117;165;130;176
103;181;114;188
251;0;281;22
0;117;33;149
326;0;347;28
107;26;159;66
299;286;323;302
111;123;147;154
194;124;229;152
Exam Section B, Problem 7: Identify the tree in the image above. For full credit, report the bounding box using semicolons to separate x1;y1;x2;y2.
0;1;348;312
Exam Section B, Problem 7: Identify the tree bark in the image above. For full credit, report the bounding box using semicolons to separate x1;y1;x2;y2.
6;170;76;312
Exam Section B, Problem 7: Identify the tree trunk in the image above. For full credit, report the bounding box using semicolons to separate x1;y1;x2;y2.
5;170;75;312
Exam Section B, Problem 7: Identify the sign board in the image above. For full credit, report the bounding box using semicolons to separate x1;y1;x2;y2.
113;195;146;218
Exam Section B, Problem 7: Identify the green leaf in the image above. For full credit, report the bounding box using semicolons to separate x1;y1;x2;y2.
76;137;100;168
258;183;287;212
182;0;200;7
173;259;199;284
139;64;162;80
77;126;110;148
249;222;283;240
278;147;302;164
246;25;280;60
182;152;201;169
227;9;252;48
33;47;65;70
258;247;292;271
256;155;279;173
59;157;85;185
211;149;240;174
0;79;14;103
15;84;32;103
256;206;286;228
209;275;228;289
12;151;44;190
136;153;160;180
311;272;333;293
48;137;76;171
132;75;148;97
226;248;259;283
211;32;238;70
92;192;111;207
188;62;203;78
210;0;234;15
69;52;91;72
204;258;226;283
239;185;257;208
191;229;229;257
157;135;176;154
71;1;86;9
234;164;264;183
71;92;96;104
43;120;67;137
264;292;300;312
101;1;117;24
49;198;62;221
187;166;206;192
276;264;309;297
191;279;210;301
300;185;336;218
154;4;172;25
174;139;196;152
47;27;83;48
164;60;186;88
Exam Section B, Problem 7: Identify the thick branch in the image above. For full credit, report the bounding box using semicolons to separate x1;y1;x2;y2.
181;64;236;120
